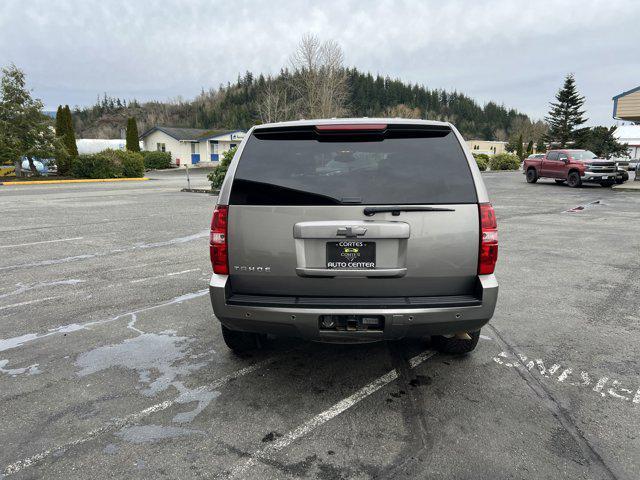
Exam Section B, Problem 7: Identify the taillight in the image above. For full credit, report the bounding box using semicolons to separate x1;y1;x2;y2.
210;205;229;274
478;203;498;275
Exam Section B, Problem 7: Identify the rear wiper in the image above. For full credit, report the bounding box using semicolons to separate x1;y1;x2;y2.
363;206;455;216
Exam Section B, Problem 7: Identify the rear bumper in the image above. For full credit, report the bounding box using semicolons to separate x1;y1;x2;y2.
209;274;498;343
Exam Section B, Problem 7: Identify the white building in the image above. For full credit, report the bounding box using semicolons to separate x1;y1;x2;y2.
76;138;142;154
465;140;508;156
613;125;640;159
139;126;245;166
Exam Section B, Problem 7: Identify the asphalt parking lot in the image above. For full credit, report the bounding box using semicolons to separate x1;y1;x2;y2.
1;169;639;480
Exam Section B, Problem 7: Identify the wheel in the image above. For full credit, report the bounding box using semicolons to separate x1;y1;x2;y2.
525;168;538;183
601;180;615;187
432;330;480;354
221;324;260;353
555;179;565;185
567;171;582;188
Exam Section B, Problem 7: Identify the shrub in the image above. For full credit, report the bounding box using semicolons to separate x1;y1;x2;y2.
472;153;489;171
72;152;122;178
475;157;488;171
70;149;144;178
142;151;172;170
489;153;521;171
208;146;237;190
117;150;145;177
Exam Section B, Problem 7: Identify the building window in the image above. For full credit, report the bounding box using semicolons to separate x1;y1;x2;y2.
156;143;166;152
191;142;199;154
230;143;237;149
211;140;219;154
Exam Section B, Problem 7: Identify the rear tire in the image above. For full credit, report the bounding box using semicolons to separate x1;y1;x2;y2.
567;171;582;188
555;179;565;185
432;330;480;354
525;168;538;183
221;324;260;353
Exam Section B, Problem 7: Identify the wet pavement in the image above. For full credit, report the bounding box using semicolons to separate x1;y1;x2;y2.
0;169;639;479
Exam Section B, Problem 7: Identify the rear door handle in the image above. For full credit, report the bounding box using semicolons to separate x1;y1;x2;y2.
296;267;407;278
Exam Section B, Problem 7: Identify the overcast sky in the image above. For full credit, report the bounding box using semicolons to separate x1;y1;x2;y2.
1;0;638;126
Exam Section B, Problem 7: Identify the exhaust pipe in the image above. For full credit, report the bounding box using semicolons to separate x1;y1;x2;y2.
454;332;472;340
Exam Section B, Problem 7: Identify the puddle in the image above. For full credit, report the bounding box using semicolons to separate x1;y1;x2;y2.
115;424;204;444
75;316;218;423
0;359;40;377
0;289;208;353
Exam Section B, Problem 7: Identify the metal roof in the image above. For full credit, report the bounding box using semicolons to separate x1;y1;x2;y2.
139;126;209;141
612;85;640;100
197;129;245;140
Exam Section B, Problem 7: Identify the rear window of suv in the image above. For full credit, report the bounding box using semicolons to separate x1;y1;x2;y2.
230;125;478;205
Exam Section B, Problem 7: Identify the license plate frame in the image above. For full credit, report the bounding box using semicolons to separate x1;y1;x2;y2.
326;241;376;269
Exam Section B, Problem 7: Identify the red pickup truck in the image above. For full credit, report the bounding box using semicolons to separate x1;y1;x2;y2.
523;149;624;188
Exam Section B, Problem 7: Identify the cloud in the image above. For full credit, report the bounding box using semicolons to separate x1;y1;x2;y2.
0;0;637;125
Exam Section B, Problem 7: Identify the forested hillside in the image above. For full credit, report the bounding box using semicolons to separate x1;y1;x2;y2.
72;68;544;143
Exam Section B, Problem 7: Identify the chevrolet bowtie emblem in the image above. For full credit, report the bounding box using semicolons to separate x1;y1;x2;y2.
336;226;367;238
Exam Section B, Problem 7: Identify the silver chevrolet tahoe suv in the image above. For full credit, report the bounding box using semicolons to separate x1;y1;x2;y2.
209;119;498;354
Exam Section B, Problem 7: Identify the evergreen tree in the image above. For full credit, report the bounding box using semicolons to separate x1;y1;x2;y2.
53;105;71;174
536;139;546;153
580;126;628;158
55;105;64;137
526;140;534;155
545;74;587;147
516;134;524;160
126;117;140;151
62;105;78;157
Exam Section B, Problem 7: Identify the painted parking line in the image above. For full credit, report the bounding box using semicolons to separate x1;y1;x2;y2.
224;350;437;479
493;351;640;405
0;296;61;311
1;357;277;476
0;237;84;249
0;230;208;272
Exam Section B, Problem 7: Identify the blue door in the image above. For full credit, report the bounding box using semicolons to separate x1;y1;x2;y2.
211;153;219;162
191;154;200;164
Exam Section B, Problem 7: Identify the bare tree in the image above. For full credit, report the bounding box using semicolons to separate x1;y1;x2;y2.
256;77;291;123
289;34;348;119
384;104;422;119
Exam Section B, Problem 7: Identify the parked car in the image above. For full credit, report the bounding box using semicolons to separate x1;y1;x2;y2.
20;158;49;175
209;119;499;354
523;149;624;187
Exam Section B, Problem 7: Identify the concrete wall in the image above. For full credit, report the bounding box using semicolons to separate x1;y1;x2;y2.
142;131;191;166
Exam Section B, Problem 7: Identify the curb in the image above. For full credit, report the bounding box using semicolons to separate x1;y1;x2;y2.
0;178;150;186
612;183;640;192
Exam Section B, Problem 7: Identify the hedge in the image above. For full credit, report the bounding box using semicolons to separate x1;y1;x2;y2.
142;151;172;170
71;149;144;178
489;153;521;171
